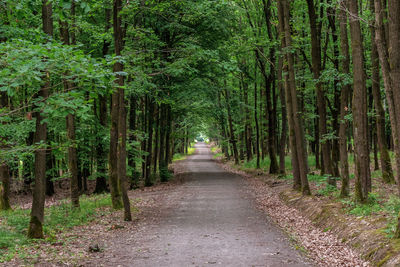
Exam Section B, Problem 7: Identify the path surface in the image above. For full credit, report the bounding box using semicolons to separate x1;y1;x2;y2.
96;143;310;266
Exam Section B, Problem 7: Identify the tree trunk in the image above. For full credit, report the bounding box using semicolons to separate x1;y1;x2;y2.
370;0;394;183
67;114;79;208
128;95;138;188
280;0;310;195
153;104;159;175
165;105;172;165
94;7;112;194
306;0;335;185
28;0;53;239
0;163;11;210
349;0;371;202
113;0;131;220
145;97;154;187
224;86;239;165
277;56;287;174
338;0;351;197
254;63;261;169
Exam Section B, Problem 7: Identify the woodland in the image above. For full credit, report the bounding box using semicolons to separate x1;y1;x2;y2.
1;0;400;265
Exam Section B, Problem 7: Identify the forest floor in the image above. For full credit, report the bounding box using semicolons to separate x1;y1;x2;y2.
1;143;371;266
212;146;400;266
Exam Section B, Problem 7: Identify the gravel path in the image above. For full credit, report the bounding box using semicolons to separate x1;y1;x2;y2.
93;143;310;266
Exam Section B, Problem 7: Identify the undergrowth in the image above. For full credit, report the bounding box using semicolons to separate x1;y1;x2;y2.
0;194;112;262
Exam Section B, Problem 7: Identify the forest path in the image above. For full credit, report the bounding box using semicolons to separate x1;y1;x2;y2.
91;143;310;266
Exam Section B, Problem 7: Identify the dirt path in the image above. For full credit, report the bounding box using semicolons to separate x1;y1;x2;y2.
88;143;310;266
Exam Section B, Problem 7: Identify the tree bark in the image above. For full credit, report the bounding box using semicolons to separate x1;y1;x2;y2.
145;96;154;187
28;0;53;239
254;63;261;169
225;86;239;165
306;0;335;185
370;0;394;183
277;56;287;175
278;0;310;194
348;0;371;202
338;0;351;197
67;114;79;208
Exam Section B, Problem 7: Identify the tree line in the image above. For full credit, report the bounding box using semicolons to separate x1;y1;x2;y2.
2;0;400;240
0;0;233;238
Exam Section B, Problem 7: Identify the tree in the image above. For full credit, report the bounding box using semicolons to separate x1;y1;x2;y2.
27;0;53;239
348;0;371;202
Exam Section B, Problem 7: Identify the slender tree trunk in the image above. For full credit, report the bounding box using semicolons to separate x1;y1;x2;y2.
277;56;287;174
280;0;310;195
0;92;11;210
370;0;394;183
306;0;335;185
113;0;131;220
94;7;112;194
118;87;132;221
0;163;11;210
225;86;239;165
60;10;80;207
254;63;261;169
145;97;154;187
128;96;137;188
67;114;79;208
243;76;252;161
349;0;371;202
159;104;168;181
28;0;53;239
165;105;172;165
339;0;351;197
153;104;159;176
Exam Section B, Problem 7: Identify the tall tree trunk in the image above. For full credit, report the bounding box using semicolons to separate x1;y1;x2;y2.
153;104;159;175
109;0;124;210
67;114;79;208
0;163;11;210
349;0;371;202
370;0;394;183
339;0;351;197
28;0;53;239
280;0;310;195
94;6;112;194
277;56;287;174
306;0;335;185
0;91;11;210
254;63;261;169
165;105;172;165
243;76;252;161
374;0;400;237
145;97;154;187
113;0;131;220
159;104;168;181
225;86;239;165
60;10;80;207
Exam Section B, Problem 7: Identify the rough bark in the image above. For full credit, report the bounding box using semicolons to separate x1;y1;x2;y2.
0;163;11;210
28;0;53;239
145;97;154;187
370;0;394;183
306;0;335;185
348;0;371;202
67;114;79;208
277;56;287;175
94;7;112;194
254;63;261;169
338;0;351;197
225;86;239;165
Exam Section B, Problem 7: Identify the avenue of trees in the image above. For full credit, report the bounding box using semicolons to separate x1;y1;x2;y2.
1;0;400;239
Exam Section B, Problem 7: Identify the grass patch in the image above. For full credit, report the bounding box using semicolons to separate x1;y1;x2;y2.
0;194;112;262
172;146;196;162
